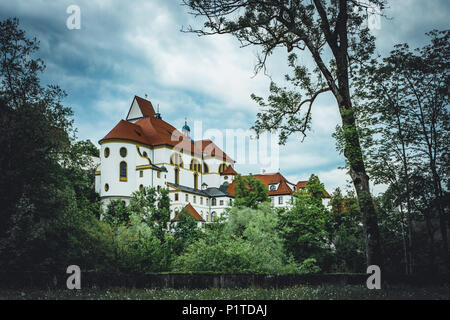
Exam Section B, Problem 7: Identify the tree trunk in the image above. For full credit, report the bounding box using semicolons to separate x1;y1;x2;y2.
339;102;383;267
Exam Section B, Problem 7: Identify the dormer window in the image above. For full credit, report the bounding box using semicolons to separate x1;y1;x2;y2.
269;184;277;191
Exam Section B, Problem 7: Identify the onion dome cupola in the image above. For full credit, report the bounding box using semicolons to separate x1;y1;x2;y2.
182;118;191;138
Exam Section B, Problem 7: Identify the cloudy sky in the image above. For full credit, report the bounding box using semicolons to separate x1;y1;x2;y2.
1;0;448;194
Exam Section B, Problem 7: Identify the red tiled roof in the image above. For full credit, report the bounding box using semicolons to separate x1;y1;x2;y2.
226;172;295;196
296;181;307;190
195;139;234;162
171;203;204;222
221;165;238;175
100;97;234;162
272;179;293;195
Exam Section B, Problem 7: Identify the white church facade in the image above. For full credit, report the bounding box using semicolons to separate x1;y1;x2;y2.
94;96;329;223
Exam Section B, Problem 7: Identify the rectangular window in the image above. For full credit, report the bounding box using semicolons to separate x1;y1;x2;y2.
140;170;143;178
194;196;197;203
200;197;203;205
271;197;274;205
212;198;216;206
157;171;161;179
185;194;189;202
175;193;179;201
279;196;283;204
219;200;224;206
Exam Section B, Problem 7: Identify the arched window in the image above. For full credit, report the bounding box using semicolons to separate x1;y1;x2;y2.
120;147;127;157
139;184;144;191
104;147;110;158
190;159;201;173
211;198;216;206
120;161;127;181
194;173;198;190
203;162;209;173
218;163;227;174
170;153;183;167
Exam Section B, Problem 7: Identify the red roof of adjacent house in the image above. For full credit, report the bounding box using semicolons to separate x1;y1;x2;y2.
296;180;331;198
296;181;307;190
221;165;238;175
226;172;295;196
100;97;234;162
273;179;293;195
171;203;204;222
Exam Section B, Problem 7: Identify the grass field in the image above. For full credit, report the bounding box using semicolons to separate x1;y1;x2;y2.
1;284;449;300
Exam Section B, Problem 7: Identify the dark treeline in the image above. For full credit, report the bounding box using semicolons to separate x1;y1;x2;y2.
0;17;447;276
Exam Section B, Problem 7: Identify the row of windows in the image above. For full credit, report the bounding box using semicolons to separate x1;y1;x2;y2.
104;183;162;193
170;153;229;174
173;193;232;207
104;149;226;175
271;196;284;204
104;147;127;158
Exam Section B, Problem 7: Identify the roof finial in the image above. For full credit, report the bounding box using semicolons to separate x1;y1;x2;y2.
144;93;148;98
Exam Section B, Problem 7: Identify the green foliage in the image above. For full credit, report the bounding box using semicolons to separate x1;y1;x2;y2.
103;200;130;227
175;204;299;274
115;213;172;273
305;174;327;200
233;174;269;209
298;258;321;275
352;29;450;272
172;209;202;255
326;189;366;273
0;18;111;272
278;193;331;269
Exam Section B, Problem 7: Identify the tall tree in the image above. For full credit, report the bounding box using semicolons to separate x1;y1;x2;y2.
353;30;449;270
182;0;385;266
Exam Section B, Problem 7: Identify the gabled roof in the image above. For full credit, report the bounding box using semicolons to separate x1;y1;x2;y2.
126;95;156;120
272;179;293;195
171;203;204;222
221;165;238;175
